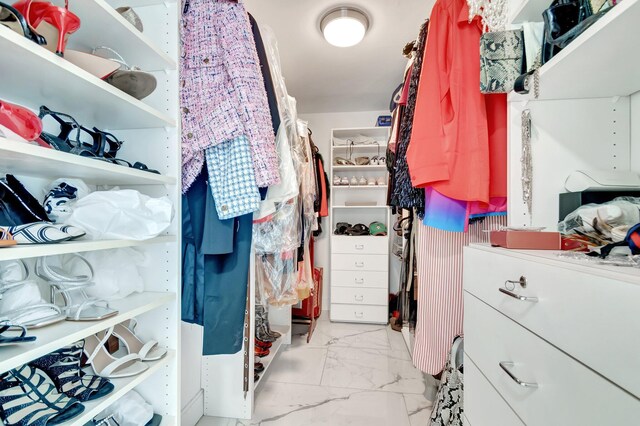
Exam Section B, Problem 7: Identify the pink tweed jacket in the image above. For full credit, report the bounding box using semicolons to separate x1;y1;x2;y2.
180;0;280;192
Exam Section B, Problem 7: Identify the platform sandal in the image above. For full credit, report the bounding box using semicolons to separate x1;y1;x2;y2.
83;329;148;378
0;365;84;426
111;319;167;362
35;255;118;321
30;341;114;402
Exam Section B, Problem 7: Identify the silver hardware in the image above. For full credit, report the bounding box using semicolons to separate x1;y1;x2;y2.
499;362;538;388
355;244;364;250
354;295;364;302
505;276;527;289
521;109;533;224
499;287;538;302
354;278;365;284
355;262;365;268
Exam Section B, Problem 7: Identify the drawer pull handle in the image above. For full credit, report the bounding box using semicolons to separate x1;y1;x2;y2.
505;276;527;289
499;361;538;388
355;278;365;284
355;244;365;250
354;295;364;302
354;311;364;318
355;262;365;268
499;288;538;303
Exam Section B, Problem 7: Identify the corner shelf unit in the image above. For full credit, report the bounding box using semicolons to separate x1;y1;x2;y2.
0;1;180;424
329;127;391;325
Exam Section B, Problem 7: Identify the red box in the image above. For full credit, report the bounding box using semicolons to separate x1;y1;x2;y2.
490;230;561;250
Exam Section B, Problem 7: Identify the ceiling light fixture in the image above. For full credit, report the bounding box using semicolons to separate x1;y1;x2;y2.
320;7;369;48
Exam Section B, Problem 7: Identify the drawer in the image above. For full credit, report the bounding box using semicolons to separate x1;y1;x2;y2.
330;304;387;324
331;254;388;272
464;293;640;425
332;236;389;255
331;287;387;305
464;246;640;398
464;354;524;426
331;270;388;289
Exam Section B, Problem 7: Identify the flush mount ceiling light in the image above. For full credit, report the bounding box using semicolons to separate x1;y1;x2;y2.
320;7;369;48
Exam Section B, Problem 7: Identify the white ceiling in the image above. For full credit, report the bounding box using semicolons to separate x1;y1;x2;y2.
244;0;433;114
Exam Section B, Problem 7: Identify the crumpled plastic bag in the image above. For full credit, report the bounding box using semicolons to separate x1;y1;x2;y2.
65;189;173;240
97;390;153;426
559;197;640;241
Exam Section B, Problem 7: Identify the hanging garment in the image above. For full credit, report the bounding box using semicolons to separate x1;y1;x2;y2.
406;0;507;205
422;188;507;232
180;0;279;192
182;168;251;355
412;215;506;374
391;21;428;216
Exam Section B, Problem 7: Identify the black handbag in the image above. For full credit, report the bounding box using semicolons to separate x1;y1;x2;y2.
541;0;614;64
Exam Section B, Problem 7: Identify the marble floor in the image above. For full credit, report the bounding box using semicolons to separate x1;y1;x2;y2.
197;316;433;426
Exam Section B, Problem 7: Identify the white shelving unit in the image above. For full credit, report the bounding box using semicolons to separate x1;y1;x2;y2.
253;325;291;391
329;127;391;324
0;1;180;425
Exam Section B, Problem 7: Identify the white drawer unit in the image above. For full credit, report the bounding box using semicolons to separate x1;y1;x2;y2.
331;270;388;289
332;236;389;255
331;287;387;305
464;245;640;425
331;254;389;272
330;304;388;324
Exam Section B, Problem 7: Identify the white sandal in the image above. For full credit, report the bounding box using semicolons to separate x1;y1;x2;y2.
83;329;148;378
112;319;167;362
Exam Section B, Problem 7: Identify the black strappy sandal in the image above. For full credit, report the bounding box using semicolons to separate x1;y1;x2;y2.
346;223;369;236
0;2;46;45
38;106;82;153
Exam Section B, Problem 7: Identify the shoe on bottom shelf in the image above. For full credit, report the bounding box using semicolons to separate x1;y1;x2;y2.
0;365;84;426
94;390;155;426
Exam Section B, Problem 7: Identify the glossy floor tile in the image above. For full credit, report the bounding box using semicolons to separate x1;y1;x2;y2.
198;318;429;426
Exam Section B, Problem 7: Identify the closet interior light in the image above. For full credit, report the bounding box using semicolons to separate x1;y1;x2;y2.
320;7;369;47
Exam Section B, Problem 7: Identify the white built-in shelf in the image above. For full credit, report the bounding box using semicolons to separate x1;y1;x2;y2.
108;0;175;7
332;185;388;189
332;144;387;149
0;139;175;185
332;165;387;171
470;244;640;286
511;0;640;100
60;351;176;426
332;205;387;209
509;0;548;23
0;26;175;130
254;325;290;392
69;0;176;71
0;235;175;261
0;291;175;373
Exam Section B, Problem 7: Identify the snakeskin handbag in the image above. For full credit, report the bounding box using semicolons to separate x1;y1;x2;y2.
480;29;525;93
429;337;464;426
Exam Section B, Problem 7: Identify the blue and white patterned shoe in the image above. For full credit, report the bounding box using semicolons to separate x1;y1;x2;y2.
0;365;84;425
0;223;73;244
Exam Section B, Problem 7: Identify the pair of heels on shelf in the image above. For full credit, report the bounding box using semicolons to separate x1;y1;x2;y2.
0;0;80;56
0;173;86;245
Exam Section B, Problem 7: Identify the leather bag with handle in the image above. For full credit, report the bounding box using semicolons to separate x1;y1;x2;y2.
480;29;526;93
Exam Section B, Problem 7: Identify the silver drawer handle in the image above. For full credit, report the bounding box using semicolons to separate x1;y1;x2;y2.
499;361;538;388
499;287;538;302
354;311;364;318
354;295;364;302
355;244;365;250
355;262;365;268
505;276;527;289
354;278;365;284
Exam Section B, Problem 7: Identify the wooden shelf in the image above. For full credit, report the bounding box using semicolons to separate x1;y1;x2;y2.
60;351;176;426
0;236;175;262
512;0;640;100
332;165;387;171
254;325;290;392
0;292;175;374
68;0;176;72
0;26;175;130
0;139;175;185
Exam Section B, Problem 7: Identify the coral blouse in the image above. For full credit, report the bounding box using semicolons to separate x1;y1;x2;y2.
406;0;507;204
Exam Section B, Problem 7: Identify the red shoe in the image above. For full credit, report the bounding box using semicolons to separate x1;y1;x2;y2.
0;100;43;142
255;346;270;358
13;0;80;56
255;339;272;349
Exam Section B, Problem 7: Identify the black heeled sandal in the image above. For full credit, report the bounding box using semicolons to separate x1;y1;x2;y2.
38;106;82;152
0;2;46;45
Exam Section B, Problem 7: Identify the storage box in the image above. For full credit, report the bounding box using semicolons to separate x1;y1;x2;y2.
490;230;561;250
559;191;640;221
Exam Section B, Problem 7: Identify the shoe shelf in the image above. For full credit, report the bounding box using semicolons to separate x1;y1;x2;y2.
0;139;176;186
509;0;640;100
332;144;388;150
332;185;389;189
254;325;290;392
0;26;175;130
70;0;176;72
332;205;388;209
0;291;176;374
332;165;388;171
0;235;176;262
59;350;176;426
